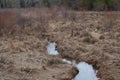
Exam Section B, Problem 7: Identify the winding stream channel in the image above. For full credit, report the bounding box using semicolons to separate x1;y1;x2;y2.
47;41;99;80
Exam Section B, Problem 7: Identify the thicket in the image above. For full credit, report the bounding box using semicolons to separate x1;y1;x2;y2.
0;0;120;10
61;0;120;10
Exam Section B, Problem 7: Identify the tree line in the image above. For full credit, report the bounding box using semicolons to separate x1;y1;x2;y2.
0;0;120;10
62;0;120;10
0;0;40;8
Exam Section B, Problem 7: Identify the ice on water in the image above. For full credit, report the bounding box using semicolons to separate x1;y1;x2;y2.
62;59;72;64
62;59;77;66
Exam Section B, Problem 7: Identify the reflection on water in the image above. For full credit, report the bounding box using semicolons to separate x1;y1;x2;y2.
47;42;59;55
74;62;99;80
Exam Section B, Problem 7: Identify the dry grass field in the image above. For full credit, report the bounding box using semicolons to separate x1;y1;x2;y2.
0;8;120;80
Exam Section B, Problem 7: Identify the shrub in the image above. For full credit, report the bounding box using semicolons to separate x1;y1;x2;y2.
0;10;16;36
103;12;117;31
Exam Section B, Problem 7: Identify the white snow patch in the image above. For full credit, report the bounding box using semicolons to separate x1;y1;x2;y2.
73;62;99;80
47;42;59;55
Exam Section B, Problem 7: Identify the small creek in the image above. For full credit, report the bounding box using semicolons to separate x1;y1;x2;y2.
47;41;99;80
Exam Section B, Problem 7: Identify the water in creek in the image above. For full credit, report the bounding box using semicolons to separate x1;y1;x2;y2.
47;41;99;80
47;42;59;55
74;62;99;80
